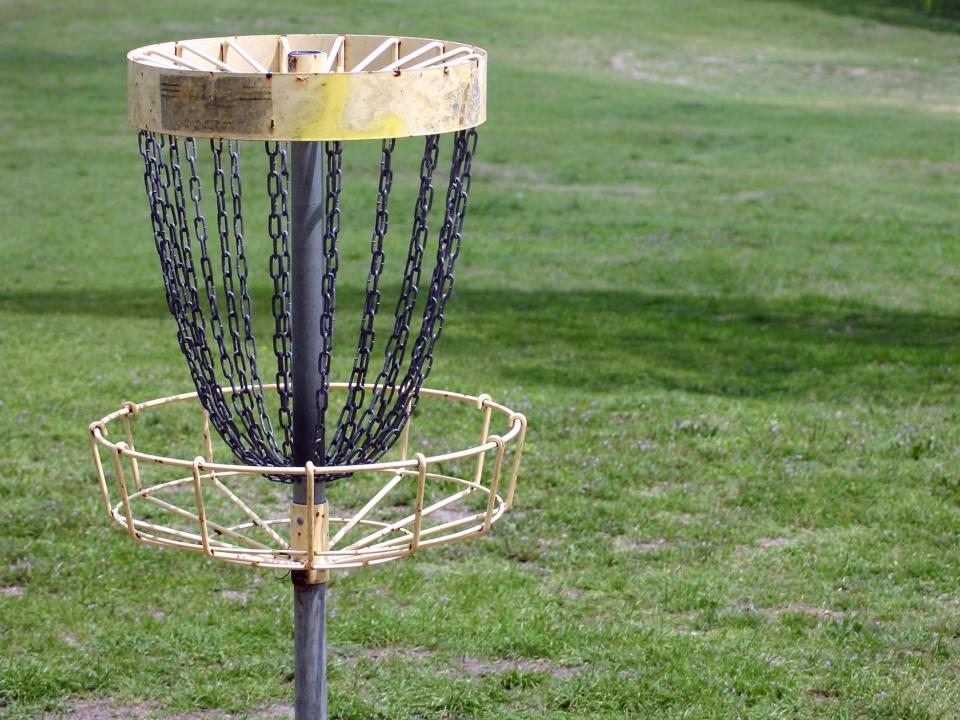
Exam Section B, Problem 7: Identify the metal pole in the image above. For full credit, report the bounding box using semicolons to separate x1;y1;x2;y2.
292;572;327;720
290;134;328;720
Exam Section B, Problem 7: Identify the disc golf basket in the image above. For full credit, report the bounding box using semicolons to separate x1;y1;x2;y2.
87;34;527;719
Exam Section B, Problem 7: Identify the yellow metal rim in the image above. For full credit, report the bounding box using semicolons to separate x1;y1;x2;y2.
127;34;487;141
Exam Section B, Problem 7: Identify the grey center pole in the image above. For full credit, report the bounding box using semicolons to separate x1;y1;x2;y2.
290;134;328;720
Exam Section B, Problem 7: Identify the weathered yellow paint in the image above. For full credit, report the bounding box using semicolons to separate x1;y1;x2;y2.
127;34;486;141
290;74;409;140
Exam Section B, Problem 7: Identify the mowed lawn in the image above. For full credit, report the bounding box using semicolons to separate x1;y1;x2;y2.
3;0;960;718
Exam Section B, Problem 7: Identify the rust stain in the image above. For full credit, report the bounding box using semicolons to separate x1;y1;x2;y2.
458;82;470;126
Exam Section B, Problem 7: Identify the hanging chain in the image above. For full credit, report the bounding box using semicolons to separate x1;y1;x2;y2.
139;132;273;467
327;138;395;462
137;130;477;479
362;129;478;462
212;140;259;449
182;137;256;456
266;141;294;458
312;141;344;462
338;134;439;465
168;136;225;419
231;141;280;455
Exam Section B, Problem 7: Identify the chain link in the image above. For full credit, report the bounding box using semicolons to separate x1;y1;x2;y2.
210;141;278;459
338;134;439;464
312;141;344;463
181;137;256;455
139;132;267;466
266;141;294;458
327;138;395;461
361;129;478;462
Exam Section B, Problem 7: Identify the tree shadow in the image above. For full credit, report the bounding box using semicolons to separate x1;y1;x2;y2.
2;285;956;404
446;288;959;404
765;0;960;32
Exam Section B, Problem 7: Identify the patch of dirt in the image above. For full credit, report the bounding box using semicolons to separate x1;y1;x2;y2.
49;700;152;719
360;646;434;662
614;537;671;552
431;507;476;523
354;646;582;680
474;158;653;199
0;585;24;597
245;706;292;720
611;51;692;86
472;161;548;184
936;595;960;613
49;700;293;719
609;49;937;105
456;656;583;680
736;535;802;554
733;190;773;204
637;482;670;498
756;537;792;550
768;604;844;622
8;557;31;572
220;590;249;605
523;181;655;199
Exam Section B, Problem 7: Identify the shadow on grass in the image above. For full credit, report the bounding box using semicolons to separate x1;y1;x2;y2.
1;286;956;403
766;0;960;31
449;289;957;403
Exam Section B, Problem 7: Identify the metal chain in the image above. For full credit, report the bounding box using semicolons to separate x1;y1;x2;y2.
266;141;294;459
181;137;256;456
362;129;478;462
339;134;439;464
156;134;219;410
230;141;280;456
211;143;273;457
137;129;477;479
312;141;343;463
168;136;228;425
140;132;267;465
326;138;395;462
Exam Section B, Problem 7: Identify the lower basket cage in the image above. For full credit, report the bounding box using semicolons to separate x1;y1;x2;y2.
88;384;527;573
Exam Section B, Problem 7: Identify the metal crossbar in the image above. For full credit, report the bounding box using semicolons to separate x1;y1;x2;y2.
129;35;479;74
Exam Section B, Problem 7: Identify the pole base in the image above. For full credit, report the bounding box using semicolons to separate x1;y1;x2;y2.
293;574;327;720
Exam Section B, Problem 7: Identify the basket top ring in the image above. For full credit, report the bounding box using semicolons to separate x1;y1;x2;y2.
128;34;487;142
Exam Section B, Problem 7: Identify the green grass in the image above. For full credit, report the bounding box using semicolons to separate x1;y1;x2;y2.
3;0;960;717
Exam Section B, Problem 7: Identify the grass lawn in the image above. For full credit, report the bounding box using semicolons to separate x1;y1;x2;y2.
3;0;960;717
